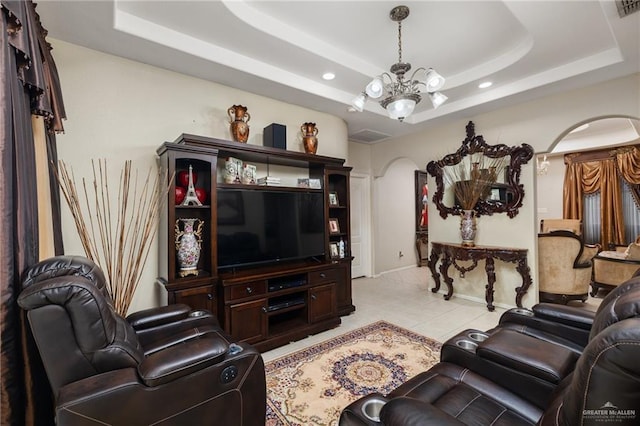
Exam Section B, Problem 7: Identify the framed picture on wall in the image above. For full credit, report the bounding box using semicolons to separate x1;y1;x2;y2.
415;170;429;232
415;170;429;267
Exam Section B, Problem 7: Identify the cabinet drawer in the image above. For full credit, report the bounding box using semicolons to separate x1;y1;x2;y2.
309;269;337;284
228;280;266;301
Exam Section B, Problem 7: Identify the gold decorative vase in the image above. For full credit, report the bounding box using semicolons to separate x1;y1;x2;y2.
301;122;318;154
228;105;250;143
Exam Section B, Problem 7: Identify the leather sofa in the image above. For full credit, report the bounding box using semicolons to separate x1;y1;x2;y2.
18;256;266;425
339;275;640;425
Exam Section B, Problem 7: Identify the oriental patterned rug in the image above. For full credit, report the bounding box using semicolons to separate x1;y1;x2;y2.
265;321;442;426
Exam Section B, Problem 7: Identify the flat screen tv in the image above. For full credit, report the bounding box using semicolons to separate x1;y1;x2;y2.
217;189;325;270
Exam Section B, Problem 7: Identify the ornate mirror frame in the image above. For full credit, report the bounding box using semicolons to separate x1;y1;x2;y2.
426;121;534;219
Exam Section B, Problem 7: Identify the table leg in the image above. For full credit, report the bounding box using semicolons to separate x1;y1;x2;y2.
439;256;454;301
484;257;496;311
514;257;532;308
428;246;442;294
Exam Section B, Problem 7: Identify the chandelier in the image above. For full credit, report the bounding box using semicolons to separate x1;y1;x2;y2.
351;5;447;122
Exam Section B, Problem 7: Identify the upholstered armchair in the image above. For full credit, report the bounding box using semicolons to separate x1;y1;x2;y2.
540;218;582;235
591;242;640;296
18;256;266;425
538;230;599;303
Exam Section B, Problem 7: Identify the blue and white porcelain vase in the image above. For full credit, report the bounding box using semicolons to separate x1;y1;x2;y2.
175;218;203;277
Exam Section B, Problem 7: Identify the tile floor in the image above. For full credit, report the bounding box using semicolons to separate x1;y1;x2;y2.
263;266;601;362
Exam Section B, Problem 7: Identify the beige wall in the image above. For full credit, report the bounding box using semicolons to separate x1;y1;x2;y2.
373;158;421;272
536;155;566;223
52;39;349;313
346;141;372;175
356;73;640;308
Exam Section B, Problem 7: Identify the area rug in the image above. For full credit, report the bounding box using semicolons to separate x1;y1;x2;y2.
265;321;442;426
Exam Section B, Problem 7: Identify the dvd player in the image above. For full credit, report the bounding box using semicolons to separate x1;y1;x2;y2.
266;298;305;312
268;279;307;292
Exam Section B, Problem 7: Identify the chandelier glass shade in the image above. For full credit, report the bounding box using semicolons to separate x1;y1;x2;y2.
537;155;550;175
351;5;447;121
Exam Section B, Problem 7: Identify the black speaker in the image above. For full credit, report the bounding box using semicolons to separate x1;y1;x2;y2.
263;123;286;149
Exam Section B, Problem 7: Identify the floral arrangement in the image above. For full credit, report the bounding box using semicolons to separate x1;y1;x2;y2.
56;159;169;315
443;155;506;211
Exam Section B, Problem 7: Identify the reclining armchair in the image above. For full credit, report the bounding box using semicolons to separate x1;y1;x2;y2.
340;275;640;425
18;256;266;425
538;230;599;303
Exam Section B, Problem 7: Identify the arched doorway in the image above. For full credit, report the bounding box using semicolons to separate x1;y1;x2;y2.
536;116;640;245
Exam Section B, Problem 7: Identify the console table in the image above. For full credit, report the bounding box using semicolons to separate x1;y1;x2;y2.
427;242;532;311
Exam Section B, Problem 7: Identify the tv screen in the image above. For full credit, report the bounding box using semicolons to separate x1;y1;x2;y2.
217;189;325;270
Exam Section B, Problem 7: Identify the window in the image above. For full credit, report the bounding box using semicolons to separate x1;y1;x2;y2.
621;179;640;243
583;192;600;245
582;179;640;246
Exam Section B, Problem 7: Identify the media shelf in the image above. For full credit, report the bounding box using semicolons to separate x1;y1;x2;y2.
156;143;217;314
218;183;323;193
220;260;341;352
266;292;306;313
157;134;354;352
175;205;210;209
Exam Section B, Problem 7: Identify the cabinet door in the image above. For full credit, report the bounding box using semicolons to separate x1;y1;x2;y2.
334;262;354;316
309;283;336;323
173;285;216;315
228;299;267;344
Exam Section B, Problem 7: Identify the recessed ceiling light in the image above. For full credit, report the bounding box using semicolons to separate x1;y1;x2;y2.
322;72;335;81
478;81;493;89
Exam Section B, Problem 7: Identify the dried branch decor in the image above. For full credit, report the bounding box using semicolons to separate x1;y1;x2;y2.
443;155;506;211
56;159;169;315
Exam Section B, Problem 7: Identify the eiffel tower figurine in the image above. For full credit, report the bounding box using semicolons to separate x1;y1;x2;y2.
181;165;202;206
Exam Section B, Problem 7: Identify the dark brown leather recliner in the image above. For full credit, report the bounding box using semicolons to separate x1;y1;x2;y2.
340;275;640;425
18;256;266;425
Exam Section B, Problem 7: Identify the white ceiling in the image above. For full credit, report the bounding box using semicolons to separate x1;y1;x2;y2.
552;117;640;155
35;0;640;143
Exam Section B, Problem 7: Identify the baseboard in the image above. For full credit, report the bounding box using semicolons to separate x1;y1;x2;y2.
431;289;521;311
374;264;419;278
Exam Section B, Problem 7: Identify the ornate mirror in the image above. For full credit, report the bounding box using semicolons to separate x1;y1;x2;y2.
426;121;534;219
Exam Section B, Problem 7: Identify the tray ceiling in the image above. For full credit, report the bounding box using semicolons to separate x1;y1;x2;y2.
34;1;640;143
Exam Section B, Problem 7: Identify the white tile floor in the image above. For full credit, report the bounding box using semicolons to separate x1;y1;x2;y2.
262;266;601;362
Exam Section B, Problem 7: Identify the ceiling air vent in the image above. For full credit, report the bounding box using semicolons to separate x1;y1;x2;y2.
349;129;392;144
616;0;639;17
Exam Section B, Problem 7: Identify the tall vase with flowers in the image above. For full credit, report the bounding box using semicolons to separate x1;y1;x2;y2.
443;155;505;246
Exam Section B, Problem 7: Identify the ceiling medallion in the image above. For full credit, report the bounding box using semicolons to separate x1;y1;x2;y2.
351;5;447;122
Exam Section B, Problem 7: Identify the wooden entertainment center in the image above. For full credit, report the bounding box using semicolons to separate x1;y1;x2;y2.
156;134;354;352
